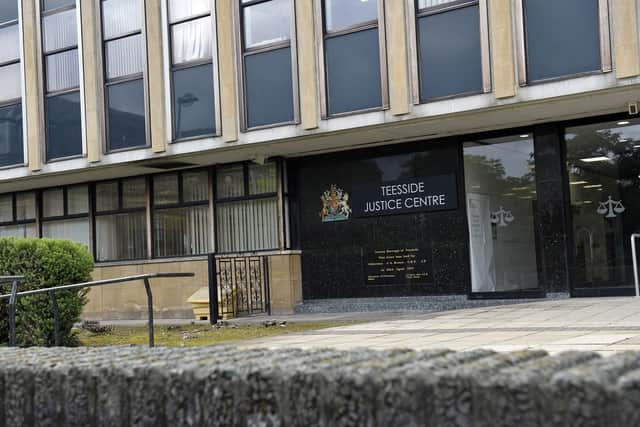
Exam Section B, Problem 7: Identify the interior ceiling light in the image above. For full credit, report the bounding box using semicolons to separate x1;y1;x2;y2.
511;186;529;191
580;156;610;163
583;184;603;189
519;134;530;138
570;181;589;185
618;121;630;125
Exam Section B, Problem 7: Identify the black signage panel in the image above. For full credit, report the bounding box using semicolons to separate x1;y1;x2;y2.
352;174;457;218
364;247;433;286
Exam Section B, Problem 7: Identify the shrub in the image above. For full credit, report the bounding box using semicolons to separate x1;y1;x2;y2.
0;238;94;346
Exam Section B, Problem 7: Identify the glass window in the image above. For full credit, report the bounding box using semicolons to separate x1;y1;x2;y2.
15;192;36;220
43;8;78;52
45;49;80;92
173;64;215;139
464;134;539;292
43;188;65;217
0;224;36;239
122;177;146;208
248;163;277;195
41;184;90;247
183;171;209;202
0;1;18;23
168;0;210;23
43;0;76;11
45;91;82;159
0;195;12;222
0;192;37;239
102;0;142;39
216;164;245;199
105;34;144;79
67;185;88;214
418;0;461;9
43;218;90;247
0;103;23;167
524;0;601;82
417;2;482;101
242;0;291;49
96;181;119;212
153;174;179;205
0;25;20;64
107;79;146;150
0;62;21;102
324;0;377;32
171;16;212;64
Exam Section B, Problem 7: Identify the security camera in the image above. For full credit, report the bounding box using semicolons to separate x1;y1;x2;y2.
628;101;639;115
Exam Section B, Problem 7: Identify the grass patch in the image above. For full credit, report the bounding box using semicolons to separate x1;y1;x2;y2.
76;321;355;347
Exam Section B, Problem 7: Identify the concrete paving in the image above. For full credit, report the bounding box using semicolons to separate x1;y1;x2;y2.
239;297;640;355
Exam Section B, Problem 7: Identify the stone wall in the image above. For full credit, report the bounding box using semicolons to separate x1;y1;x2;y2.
2;347;640;426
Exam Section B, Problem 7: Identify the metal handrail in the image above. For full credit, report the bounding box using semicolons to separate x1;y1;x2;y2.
0;276;25;347
0;272;194;348
633;234;640;297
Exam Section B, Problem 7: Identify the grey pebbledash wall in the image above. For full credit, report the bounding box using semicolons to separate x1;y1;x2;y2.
2;347;640;426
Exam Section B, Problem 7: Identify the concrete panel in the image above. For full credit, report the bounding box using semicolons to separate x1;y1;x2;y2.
386;0;410;115
80;0;103;162
145;0;167;153
295;0;319;129
612;0;640;78
21;0;43;171
269;254;303;314
216;0;239;142
489;0;517;98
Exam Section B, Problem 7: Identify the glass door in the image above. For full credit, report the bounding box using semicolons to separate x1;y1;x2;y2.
565;118;640;292
463;134;540;293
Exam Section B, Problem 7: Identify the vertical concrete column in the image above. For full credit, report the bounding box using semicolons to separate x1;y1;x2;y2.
488;0;517;99
612;0;640;79
145;0;167;153
385;0;410;116
80;0;103;162
216;0;239;142
21;0;43;171
295;0;319;129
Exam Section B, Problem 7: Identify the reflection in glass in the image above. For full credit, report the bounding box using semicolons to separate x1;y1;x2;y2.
46;91;82;160
43;0;76;11
96;181;119;212
0;25;20;63
173;64;215;139
43;188;65;217
418;0;461;9
183;171;209;202
248;163;277;195
0;63;22;102
0;1;18;24
153;174;179;205
122;177;146;209
243;0;290;49
324;0;377;32
107;79;146;150
15;192;36;220
463;135;539;292
0;195;12;222
168;0;210;23
216;165;244;199
67;185;89;214
0;103;23;167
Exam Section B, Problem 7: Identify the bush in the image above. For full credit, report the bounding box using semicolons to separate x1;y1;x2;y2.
0;238;94;346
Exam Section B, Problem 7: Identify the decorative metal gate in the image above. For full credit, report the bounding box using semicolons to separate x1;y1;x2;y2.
215;256;271;318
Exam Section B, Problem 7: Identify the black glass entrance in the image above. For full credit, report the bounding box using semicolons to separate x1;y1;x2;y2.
565;118;640;293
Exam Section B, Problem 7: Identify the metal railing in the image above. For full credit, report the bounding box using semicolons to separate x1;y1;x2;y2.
0;272;194;348
632;234;640;297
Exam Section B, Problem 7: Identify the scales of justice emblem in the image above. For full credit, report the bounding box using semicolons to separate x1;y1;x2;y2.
491;206;514;227
597;196;625;218
320;185;352;222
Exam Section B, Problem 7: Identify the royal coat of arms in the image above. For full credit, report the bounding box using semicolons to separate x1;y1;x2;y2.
320;185;352;222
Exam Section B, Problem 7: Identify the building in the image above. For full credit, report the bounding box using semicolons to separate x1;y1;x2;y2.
1;0;640;319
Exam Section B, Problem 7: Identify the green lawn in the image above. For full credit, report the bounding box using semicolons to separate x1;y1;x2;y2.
76;321;354;347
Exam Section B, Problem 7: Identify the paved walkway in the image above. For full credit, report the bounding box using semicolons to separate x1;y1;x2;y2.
241;297;640;355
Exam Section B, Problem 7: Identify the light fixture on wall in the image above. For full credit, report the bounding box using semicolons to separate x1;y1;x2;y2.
580;156;610;163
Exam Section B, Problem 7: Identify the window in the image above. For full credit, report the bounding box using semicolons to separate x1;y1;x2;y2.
167;0;216;140
320;0;384;116
41;184;90;247
101;0;147;151
240;0;295;129
520;0;606;83
215;162;279;252
414;0;487;101
0;0;23;168
152;170;211;257
95;177;147;261
42;0;83;160
0;192;37;238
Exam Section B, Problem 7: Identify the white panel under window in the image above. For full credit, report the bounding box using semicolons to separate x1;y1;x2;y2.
168;0;210;23
43;8;78;53
417;0;462;9
42;218;90;247
0;25;19;64
102;0;142;40
46;49;80;92
42;188;64;218
171;16;212;64
105;34;144;79
0;63;21;102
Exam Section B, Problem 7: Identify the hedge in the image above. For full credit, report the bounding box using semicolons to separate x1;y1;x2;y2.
0;238;94;346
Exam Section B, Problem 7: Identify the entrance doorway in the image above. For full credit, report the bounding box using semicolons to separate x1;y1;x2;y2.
565;118;640;294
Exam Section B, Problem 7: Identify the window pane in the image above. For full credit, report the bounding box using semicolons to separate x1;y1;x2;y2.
326;28;382;115
216;165;244;199
107;79;146;150
67;185;88;214
464;135;539;292
0;1;18;24
96;181;119;211
243;0;290;49
183;171;209;202
153;174;179;205
0;63;22;102
324;0;377;33
417;5;483;100
216;198;278;252
245;47;294;128
43;0;76;11
105;34;144;79
46;49;80;92
153;205;210;257
15;192;35;220
0;195;12;222
42;188;64;217
0;25;20;63
102;0;142;40
0;224;36;238
96;212;147;261
173;64;215;139
248;163;277;195
168;0;210;23
43;218;90;248
46;91;82;160
418;0;461;9
122;177;146;209
171;16;212;64
0;103;23;168
43;8;77;53
524;0;601;81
